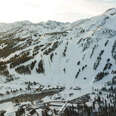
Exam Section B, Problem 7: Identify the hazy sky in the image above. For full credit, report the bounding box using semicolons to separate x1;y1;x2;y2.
0;0;116;23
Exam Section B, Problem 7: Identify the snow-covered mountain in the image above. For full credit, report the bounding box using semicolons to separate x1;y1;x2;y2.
0;8;116;115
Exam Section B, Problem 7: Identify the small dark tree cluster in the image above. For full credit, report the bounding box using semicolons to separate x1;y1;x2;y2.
112;40;116;61
105;40;109;47
30;60;37;70
50;53;54;62
103;63;112;71
111;70;116;74
15;65;31;75
36;59;45;73
90;45;96;58
77;61;80;65
93;50;104;70
44;41;59;55
63;42;68;57
75;69;81;78
82;37;91;52
15;60;36;75
82;65;87;71
95;72;109;81
93;56;101;70
10;52;33;68
15;107;25;116
0;62;10;77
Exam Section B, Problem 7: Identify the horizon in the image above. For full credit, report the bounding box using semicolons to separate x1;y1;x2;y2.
0;0;116;23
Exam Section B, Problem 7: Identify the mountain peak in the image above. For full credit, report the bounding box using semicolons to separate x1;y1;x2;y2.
104;8;116;16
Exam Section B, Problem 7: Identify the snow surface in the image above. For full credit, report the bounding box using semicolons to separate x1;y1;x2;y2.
0;8;116;115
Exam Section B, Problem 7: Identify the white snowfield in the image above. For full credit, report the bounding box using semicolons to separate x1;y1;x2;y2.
0;8;116;115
